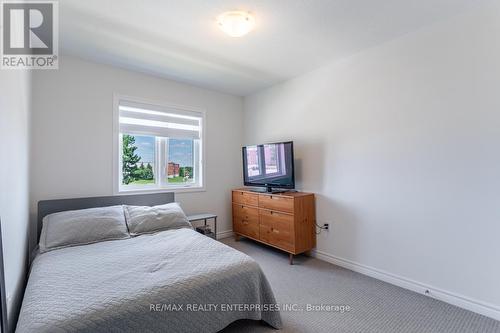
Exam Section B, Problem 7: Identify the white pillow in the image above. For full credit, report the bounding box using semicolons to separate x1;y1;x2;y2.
39;206;130;253
124;202;192;236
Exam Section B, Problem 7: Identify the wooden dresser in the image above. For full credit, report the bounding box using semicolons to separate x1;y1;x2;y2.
232;188;316;264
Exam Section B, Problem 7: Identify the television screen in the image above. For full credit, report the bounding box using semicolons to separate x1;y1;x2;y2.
242;141;294;190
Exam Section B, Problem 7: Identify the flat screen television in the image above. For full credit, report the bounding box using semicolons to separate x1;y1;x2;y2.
242;141;295;193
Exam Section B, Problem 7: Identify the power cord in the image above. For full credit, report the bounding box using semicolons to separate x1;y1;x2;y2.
315;222;329;234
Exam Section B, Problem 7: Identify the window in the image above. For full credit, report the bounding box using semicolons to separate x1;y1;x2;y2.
167;139;195;185
114;96;204;193
246;143;287;181
246;145;261;177
263;144;279;175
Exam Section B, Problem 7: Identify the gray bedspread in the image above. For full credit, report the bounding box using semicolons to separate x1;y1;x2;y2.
16;228;282;332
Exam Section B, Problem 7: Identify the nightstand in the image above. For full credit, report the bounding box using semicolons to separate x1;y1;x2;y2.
187;213;217;239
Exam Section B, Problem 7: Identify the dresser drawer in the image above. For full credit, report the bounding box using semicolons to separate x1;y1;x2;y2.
232;191;259;206
233;217;259;239
234;219;259;239
232;204;259;239
233;203;259;220
259;194;294;213
259;209;294;251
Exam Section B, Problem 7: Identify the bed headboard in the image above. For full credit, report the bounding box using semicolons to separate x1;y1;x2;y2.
37;193;175;241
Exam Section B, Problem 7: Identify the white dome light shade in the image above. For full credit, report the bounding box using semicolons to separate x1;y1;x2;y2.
217;11;255;37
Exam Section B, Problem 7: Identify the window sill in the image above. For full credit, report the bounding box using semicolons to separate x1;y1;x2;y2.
115;186;206;195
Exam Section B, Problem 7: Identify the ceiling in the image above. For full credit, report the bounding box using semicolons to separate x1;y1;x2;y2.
60;0;489;96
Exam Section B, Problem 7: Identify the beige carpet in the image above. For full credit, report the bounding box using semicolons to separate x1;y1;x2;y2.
220;237;500;333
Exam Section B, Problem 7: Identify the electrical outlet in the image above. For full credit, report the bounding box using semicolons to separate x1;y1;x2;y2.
323;223;329;230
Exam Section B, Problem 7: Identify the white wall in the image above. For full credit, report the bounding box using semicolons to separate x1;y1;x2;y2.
244;3;500;319
0;70;31;329
31;56;243;244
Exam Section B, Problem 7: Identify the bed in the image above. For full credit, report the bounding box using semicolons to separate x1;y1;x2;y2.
16;193;282;332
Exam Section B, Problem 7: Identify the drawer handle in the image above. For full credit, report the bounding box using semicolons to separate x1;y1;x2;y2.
273;229;279;234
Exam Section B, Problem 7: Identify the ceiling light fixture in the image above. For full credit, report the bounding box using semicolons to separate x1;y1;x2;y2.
217;11;255;37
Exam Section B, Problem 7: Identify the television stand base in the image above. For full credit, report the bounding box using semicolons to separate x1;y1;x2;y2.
268;189;290;194
247;187;290;194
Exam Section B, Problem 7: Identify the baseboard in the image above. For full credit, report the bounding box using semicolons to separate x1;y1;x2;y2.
312;249;500;321
216;230;234;240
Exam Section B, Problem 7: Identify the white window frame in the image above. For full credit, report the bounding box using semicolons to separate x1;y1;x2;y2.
113;94;206;194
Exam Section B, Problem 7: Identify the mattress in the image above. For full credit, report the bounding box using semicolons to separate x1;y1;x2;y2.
16;228;282;332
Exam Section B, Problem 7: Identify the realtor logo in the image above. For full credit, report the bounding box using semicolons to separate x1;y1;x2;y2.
1;0;58;69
